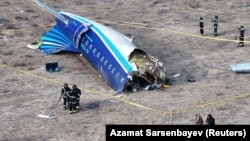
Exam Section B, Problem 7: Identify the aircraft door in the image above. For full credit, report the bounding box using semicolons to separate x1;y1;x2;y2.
73;23;91;48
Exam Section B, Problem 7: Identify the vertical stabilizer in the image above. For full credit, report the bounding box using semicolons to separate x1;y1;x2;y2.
32;0;68;25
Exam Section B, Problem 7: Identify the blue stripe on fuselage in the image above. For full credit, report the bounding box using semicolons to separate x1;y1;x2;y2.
68;14;131;73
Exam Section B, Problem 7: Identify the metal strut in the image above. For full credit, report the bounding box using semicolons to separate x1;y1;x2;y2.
32;0;68;25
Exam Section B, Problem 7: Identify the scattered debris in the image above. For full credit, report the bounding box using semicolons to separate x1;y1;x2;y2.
161;84;169;89
37;114;56;119
115;94;123;98
127;49;168;92
165;77;173;85
187;77;196;82
86;102;100;109
231;63;250;73
173;73;181;78
144;85;155;91
45;62;60;73
144;84;162;91
27;39;42;49
109;100;119;103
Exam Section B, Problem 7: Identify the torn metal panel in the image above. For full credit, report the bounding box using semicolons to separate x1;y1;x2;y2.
124;49;167;92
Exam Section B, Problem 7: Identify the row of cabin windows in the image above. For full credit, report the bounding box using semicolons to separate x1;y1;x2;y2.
84;39;124;82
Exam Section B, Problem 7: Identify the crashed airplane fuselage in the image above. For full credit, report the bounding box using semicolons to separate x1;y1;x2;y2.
31;0;167;92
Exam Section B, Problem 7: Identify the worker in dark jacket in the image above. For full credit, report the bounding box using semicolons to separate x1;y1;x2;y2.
68;86;76;114
68;84;81;113
61;83;71;109
211;16;218;36
238;25;245;47
200;17;204;35
205;114;215;125
72;84;81;111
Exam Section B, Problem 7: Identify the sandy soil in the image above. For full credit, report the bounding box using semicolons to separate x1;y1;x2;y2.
0;0;250;140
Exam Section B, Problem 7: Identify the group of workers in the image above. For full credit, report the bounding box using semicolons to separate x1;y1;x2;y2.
60;83;81;114
199;16;218;36
199;16;245;47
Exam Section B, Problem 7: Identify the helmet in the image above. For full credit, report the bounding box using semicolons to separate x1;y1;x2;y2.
64;83;68;88
72;84;77;90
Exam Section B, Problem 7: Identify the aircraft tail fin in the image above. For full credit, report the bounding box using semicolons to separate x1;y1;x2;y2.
32;0;68;25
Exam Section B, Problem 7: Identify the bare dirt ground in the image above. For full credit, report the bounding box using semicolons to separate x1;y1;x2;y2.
1;0;250;140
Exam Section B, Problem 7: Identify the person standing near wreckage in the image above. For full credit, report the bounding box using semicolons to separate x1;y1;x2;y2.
195;113;204;125
68;85;76;114
238;25;245;47
200;17;204;35
205;114;215;125
61;83;71;109
73;84;81;111
68;84;81;114
211;16;218;36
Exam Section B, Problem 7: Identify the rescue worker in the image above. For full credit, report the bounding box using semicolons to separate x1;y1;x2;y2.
195;113;204;125
238;25;245;47
211;16;218;36
205;114;215;125
61;83;71;109
200;17;204;35
68;85;77;114
72;84;81;112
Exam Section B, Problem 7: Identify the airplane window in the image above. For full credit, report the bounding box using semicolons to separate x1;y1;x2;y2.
97;52;100;58
101;56;104;62
112;68;116;74
108;64;112;70
116;72;120;78
120;77;125;82
85;40;89;46
104;60;108;65
93;48;96;54
89;44;93;50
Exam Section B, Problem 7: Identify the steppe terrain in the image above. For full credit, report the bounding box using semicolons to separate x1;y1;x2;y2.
0;0;250;140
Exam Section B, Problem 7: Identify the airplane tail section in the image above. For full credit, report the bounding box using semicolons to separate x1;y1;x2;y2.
29;0;80;54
